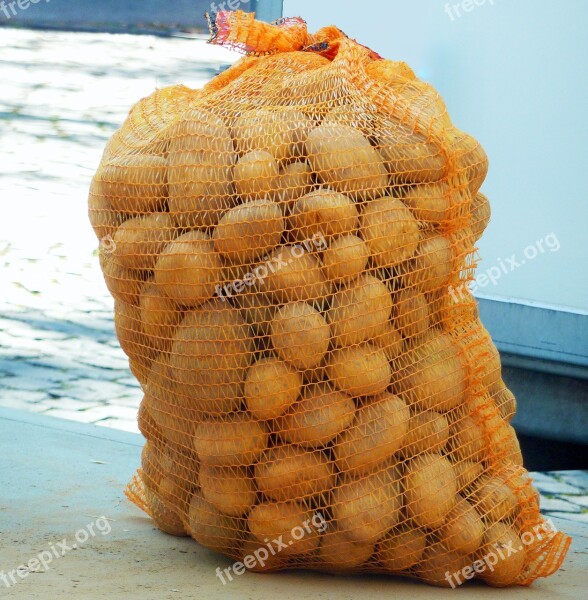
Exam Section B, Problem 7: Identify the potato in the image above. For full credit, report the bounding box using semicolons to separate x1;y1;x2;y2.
139;282;181;351
494;383;516;423
188;491;243;553
234;150;280;201
448;413;487;462
277;382;355;448
154;231;222;307
232;108;312;162
440;497;484;555
193;414;268;467
270;302;331;370
319;529;375;570
374;119;446;184
88;185;125;241
328;344;392;397
477;331;502;391
377;525;426;571
275;161;313;208
446;127;489;196
248;502;320;557
167;108;235;229
404;454;458;529
290;188;359;241
479;523;525;586
99;251;144;306
114;299;150;360
472;192;491;241
416;545;472;587
233;291;276;336
392;288;431;340
400;410;449;457
452;459;484;492
333;469;402;544
96;154;167;214
372;322;404;361
212;199;285;263
169;299;253;413
306;123;389;201
327;274;393;347
472;475;518;522
360;196;420;267
334;392;409;476
401;182;453;225
198;464;256;517
244;357;302;420
322;234;369;283
145;487;188;537
239;535;288;572
255;445;335;502
402;234;454;293
395;333;467;412
264;246;331;303
158;474;193;510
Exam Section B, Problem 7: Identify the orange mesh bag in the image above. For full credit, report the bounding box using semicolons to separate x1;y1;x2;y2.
89;10;570;587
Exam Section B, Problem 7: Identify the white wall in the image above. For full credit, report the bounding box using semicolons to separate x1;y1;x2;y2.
283;0;588;311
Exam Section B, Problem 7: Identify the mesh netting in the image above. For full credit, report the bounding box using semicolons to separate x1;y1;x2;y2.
89;10;570;587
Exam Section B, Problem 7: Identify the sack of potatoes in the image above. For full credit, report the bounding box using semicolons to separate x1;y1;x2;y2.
89;10;570;588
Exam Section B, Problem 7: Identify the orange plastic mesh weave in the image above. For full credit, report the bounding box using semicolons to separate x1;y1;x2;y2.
88;10;570;587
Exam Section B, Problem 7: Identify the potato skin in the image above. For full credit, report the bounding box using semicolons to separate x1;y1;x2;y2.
198;464;256;517
275;161;313;208
377;525;426;571
321;234;369;283
234;150;280;201
319;530;375;570
306;123;389;201
244;357;302;420
400;410;449;457
360;196;420;268
478;523;525;586
212;199;285;264
404;454;458;529
392;288;431;340
270;301;331;370
439;497;484;555
472;192;491;241
277;383;355;449
334;393;410;476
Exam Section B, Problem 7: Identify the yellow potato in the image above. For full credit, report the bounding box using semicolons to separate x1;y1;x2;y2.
145;487;188;537
327;274;393;347
254;445;335;502
169;299;253;413
328;344;392;397
446;127;489;196
234;150;280;201
360;196;420;267
374;118;446;184
188;491;243;554
372;322;404;361
277;382;355;448
193;414;268;467
478;523;525;586
452;459;484;493
248;502;320;557
402;234;454;293
377;525;426;571
114;299;157;370
275;161;313;208
212;199;285;263
239;535;288;572
99;251;144;306
333;469;402;543
404;454;458;529
290;188;359;241
334;392;409;476
415;545;472;587
401;182;455;225
321;234;369;283
270;301;331;370
264;246;331;303
96;154;167;214
400;410;449;457
441;497;484;555
154;231;222;307
472;475;518;522
306;123;389;201
233;291;276;336
88;185;125;241
392;287;431;340
139;282;181;351
448;414;486;463
232;108;312;162
395;333;467;412
319;529;375;570
167;108;235;229
244;357;302;420
493;382;517;423
198;464;257;517
472;192;491;241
